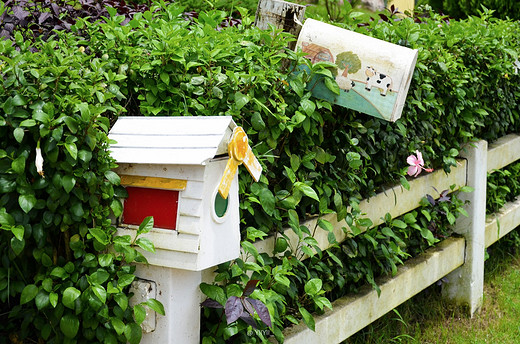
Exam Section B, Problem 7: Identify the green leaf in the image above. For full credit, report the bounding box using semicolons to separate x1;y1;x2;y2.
110;198;123;217
251;112;265;130
35;291;50;310
11;225;24;241
50;267;68;279
20;119;36;127
89;227;108;245
199;283;226;306
19;194;36;213
136;237;155;253
111;317;126;336
11;156;25;174
190;76;205;85
160;72;170;85
12;94;27;106
60;314;80;339
300;99;316;116
33;109;50;124
13;127;24;143
11;237;25;255
392;219;407;229
304;278;323;296
63;287;81;309
92;284;107;303
117;273;135;288
114;293;128;311
234;92;250;110
98;254;114;267
133;304;146;324
145;298;165;315
104;171;120;185
317;218;334;232
76;102;91;121
63;116;78;134
400;176;410;191
20;284;38;305
138;216;154;235
42;278;53;293
299;306;315;331
124;323;142;344
65;142;78;160
258;187;275;216
324;77;340;95
295;182;319;201
0;209;14;226
284;166;297;183
49;292;58;308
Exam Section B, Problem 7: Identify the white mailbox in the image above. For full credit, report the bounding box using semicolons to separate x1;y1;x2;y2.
108;116;261;271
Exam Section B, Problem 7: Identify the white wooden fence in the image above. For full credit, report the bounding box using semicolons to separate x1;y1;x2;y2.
249;134;520;343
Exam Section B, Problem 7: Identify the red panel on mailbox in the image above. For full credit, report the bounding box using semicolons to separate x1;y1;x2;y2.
123;187;179;230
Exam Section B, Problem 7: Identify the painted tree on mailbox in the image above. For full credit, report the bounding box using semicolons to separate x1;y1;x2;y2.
336;51;362;78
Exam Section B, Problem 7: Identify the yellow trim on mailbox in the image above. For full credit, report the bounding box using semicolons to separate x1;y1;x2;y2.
120;175;187;190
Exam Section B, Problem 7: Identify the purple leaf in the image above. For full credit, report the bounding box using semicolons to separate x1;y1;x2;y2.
12;6;29;20
200;299;223;309
247;298;272;328
51;3;60;16
225;296;244;325
240;314;258;329
38;12;51;25
438;189;451;202
241;298;255;316
426;194;435;206
379;13;389;22
242;280;259;297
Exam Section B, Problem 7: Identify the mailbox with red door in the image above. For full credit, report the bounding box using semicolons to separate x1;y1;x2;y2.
109;116;261;271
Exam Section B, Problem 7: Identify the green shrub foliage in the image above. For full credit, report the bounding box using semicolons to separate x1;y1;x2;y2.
423;0;520;20
0;26;162;344
2;1;520;342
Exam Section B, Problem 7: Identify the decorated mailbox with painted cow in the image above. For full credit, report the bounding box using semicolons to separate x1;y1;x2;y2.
108;116;261;271
296;18;418;122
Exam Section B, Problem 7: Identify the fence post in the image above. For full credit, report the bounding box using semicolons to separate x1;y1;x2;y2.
442;140;487;316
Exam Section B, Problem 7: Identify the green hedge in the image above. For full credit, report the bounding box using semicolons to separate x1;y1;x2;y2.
422;0;520;20
2;2;520;343
0;25;160;344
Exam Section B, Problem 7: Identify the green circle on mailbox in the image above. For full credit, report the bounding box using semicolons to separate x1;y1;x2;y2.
214;192;229;218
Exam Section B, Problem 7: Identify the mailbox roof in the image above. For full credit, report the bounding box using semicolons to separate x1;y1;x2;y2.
109;116;236;165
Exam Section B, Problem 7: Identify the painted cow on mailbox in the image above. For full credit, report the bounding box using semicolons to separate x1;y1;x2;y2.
365;66;393;96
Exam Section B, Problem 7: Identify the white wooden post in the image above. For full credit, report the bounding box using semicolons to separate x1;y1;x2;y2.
442;140;487;316
133;264;203;343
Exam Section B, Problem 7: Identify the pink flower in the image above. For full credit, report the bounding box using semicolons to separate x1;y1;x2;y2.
407;150;433;177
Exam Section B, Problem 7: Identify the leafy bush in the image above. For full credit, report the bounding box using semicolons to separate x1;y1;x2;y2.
420;0;520;20
487;162;520;214
0;0;151;42
0;24;164;344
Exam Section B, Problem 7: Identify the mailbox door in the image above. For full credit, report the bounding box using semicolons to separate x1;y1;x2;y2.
123;186;179;230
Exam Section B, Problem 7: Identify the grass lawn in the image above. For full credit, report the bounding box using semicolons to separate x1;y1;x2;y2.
344;229;520;344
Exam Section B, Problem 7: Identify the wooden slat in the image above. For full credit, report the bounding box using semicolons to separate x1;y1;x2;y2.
485;196;520;247
110;134;224;149
110;147;218;165
120;175;187;190
278;237;465;344
110;116;235;136
487;134;520;172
